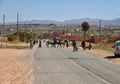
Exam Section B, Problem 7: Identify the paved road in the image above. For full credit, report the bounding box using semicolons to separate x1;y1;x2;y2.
33;44;120;84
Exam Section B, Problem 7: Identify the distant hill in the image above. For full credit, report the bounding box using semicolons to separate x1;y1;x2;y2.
64;18;120;26
7;20;60;25
6;18;120;26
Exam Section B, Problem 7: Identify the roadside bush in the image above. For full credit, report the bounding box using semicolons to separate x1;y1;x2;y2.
6;45;29;49
7;35;17;41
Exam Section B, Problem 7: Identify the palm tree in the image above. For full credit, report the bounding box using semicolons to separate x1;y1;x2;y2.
81;21;90;41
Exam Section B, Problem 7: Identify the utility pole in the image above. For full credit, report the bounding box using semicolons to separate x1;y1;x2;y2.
3;14;6;48
24;22;27;43
1;14;6;48
99;19;102;41
3;14;5;29
16;13;20;42
66;25;69;40
0;30;1;48
3;14;8;48
17;13;19;32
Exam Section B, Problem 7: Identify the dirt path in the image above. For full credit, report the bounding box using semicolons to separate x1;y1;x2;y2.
0;49;34;84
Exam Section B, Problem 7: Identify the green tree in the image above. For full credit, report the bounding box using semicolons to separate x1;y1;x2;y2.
81;21;90;41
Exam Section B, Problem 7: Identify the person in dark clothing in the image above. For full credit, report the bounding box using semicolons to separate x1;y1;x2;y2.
39;40;42;47
72;40;77;52
66;41;69;48
33;40;36;45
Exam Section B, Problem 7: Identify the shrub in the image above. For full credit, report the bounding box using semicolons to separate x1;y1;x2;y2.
7;35;17;41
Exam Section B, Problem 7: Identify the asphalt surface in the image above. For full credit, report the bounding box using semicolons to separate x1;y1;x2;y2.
33;43;120;84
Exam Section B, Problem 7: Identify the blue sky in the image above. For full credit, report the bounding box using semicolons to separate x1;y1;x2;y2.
0;0;120;22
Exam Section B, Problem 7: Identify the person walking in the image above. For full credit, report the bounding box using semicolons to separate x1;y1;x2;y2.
39;40;42;47
30;40;33;49
72;40;77;52
66;41;69;48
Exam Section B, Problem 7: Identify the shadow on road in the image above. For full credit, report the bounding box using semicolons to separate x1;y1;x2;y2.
104;55;120;59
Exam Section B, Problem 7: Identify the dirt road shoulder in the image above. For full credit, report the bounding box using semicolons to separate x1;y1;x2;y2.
0;44;38;84
85;49;120;64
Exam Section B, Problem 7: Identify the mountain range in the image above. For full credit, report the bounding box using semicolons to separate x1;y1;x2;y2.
8;17;120;26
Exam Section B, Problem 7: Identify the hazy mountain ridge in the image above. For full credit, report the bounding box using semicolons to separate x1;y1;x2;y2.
7;18;120;26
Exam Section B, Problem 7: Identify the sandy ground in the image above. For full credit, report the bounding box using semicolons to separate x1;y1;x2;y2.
0;49;34;84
